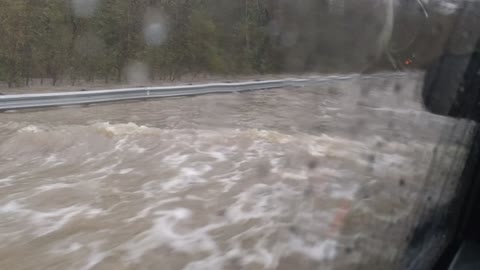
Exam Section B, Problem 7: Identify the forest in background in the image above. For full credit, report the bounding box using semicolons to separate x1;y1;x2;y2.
0;0;462;88
0;0;281;88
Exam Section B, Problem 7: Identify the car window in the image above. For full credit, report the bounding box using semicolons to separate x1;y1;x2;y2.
0;1;478;269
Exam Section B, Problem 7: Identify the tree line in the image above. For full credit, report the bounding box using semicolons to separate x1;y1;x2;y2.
0;0;462;88
0;0;280;87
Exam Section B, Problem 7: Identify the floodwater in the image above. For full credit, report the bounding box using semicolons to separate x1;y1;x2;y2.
0;73;474;270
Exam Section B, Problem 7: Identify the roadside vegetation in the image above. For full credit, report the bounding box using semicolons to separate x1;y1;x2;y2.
0;0;461;88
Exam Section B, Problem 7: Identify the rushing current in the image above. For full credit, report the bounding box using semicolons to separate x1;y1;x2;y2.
0;73;474;270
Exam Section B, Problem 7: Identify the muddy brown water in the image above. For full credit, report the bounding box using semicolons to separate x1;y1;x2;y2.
0;73;474;269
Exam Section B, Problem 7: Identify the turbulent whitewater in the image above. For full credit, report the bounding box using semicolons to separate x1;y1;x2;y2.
0;73;474;269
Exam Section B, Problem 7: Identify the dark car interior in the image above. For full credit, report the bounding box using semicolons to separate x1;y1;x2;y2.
423;38;480;270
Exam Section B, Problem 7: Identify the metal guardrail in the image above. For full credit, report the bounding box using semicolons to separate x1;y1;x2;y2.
0;73;406;111
0;79;308;111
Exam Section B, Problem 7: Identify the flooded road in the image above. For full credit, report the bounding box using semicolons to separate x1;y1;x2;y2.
0;73;474;269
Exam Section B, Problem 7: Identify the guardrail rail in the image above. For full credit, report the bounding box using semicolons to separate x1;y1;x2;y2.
0;73;404;111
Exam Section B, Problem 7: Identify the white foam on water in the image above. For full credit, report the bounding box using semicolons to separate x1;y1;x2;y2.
160;165;212;193
185;195;207;201
80;241;110;270
18;125;42;133
119;168;134;175
0;200;100;237
206;150;227;162
114;137;128;151
124;197;181;223
226;183;298;223
0;200;23;213
30;205;90;236
129;144;146;153
215;169;244;192
329;183;359;200
50;242;83;255
281;170;309;181
183;257;225;270
2;200;99;234
93;122;153;136
248;129;295;144
36;183;78;192
85;208;104;218
0;121;23;130
0;177;12;184
163;152;190;166
43;154;61;165
287;237;337;261
367;107;424;114
0;117;449;269
123;208;219;262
